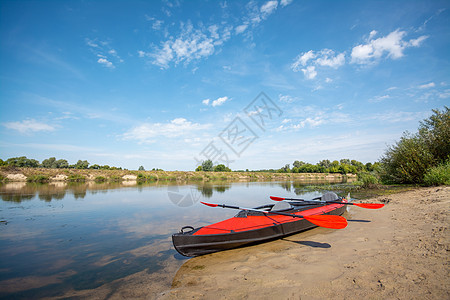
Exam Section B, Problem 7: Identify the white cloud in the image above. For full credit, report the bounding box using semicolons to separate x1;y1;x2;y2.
418;82;435;89
438;90;450;99
315;49;345;68
369;94;390;103
202;96;229;107
408;35;428;47
97;57;115;68
86;38;122;68
280;0;293;7
279;94;298;103
351;29;428;64
141;21;224;69
291;29;428;80
301;66;317;79
369;111;428;123
235;24;249;34
291;49;344;79
123;118;211;143
3;119;55;134
297;117;325;128
261;1;278;18
212;96;229;107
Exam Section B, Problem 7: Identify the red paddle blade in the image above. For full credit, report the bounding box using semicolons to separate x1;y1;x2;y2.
303;215;348;229
354;203;384;209
200;201;218;207
270;196;285;201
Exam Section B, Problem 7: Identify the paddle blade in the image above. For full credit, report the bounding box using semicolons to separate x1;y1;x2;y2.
200;201;218;207
304;215;348;229
270;196;285;201
354;203;384;209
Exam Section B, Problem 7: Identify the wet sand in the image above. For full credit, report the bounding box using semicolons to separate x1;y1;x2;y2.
56;186;449;299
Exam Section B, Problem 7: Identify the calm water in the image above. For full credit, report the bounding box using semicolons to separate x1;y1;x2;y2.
0;181;335;299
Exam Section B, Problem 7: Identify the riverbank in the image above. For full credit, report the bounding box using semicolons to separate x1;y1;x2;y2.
0;167;356;183
162;186;449;299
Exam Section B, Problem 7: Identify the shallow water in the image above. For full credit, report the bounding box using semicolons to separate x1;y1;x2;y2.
0;181;337;298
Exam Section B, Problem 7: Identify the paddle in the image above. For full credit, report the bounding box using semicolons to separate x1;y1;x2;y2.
270;196;384;209
200;201;347;229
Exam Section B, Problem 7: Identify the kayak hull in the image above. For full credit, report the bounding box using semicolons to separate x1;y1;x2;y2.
172;202;346;257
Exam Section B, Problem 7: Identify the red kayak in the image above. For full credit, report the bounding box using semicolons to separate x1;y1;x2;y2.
172;192;347;257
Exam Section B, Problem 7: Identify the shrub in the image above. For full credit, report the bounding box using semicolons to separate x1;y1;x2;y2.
68;174;86;182
423;161;450;186
380;107;449;184
94;176;107;183
109;175;122;182
358;172;379;188
380;132;435;184
27;175;49;183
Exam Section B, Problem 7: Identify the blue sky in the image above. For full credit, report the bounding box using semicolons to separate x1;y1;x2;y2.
1;0;449;171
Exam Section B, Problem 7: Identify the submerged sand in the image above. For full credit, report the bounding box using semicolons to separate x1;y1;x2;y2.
58;186;449;299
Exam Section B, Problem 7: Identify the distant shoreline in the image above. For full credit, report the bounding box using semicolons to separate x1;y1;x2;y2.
0;167;357;183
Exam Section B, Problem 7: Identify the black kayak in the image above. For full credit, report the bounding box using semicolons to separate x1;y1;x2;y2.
172;192;347;257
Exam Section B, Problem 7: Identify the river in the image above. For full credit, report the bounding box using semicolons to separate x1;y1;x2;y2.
0;180;347;299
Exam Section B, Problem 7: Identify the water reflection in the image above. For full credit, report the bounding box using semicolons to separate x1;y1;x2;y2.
196;184;231;198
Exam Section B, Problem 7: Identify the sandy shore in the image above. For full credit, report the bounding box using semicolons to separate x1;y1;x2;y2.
160;186;449;299
54;186;449;299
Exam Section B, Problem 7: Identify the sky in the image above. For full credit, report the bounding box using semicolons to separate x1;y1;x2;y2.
0;0;449;171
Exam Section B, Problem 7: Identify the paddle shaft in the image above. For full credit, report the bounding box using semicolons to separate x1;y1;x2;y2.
270;197;384;209
213;203;311;219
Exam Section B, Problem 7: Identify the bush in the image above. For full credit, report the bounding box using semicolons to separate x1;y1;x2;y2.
137;173;158;182
94;176;107;183
423;161;450;186
380;133;435;184
380;107;449;184
358;172;380;188
27;175;49;183
68;174;86;182
109;175;122;182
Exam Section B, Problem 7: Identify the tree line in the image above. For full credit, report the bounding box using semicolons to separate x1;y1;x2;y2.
0;157;123;170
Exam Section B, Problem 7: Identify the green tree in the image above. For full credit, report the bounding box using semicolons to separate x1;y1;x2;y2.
6;156;39;167
75;160;90;169
318;159;331;169
214;164;231;172
279;164;290;173
201;160;213;172
340;158;351;165
195;165;203;171
42;157;56;168
55;159;69;168
293;160;305;168
138;166;145;171
418;106;449;164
